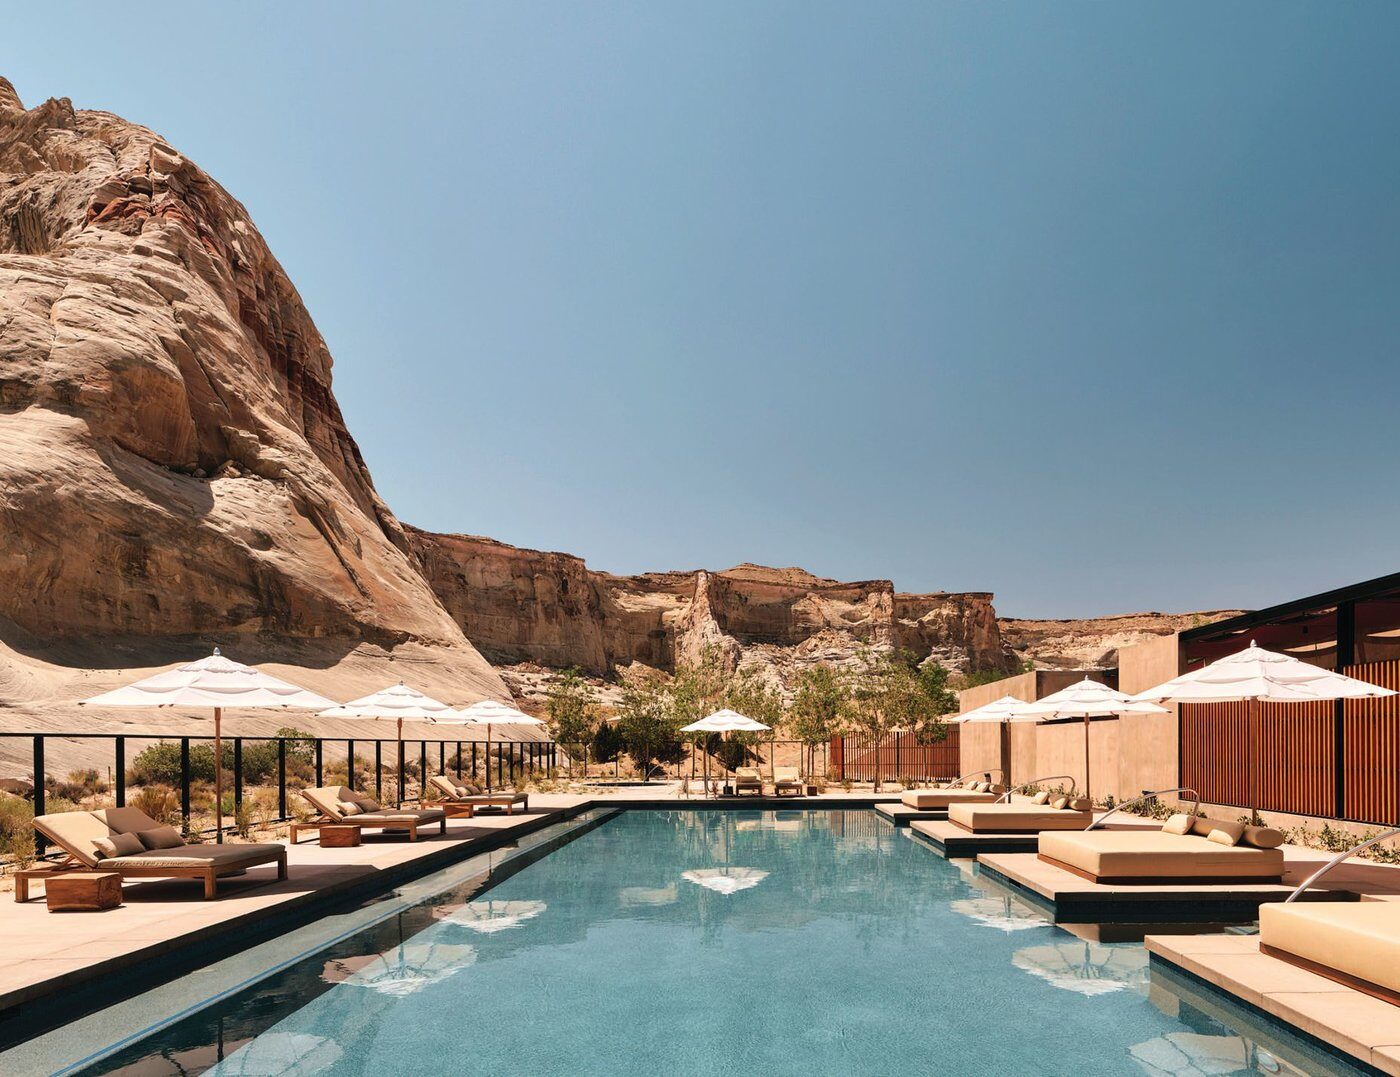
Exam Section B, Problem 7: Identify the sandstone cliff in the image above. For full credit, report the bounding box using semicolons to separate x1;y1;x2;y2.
0;77;507;748
998;610;1243;670
406;528;1012;682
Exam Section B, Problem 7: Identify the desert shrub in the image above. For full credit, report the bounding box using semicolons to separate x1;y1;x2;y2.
0;796;35;868
65;768;109;796
129;784;181;825
129;741;216;785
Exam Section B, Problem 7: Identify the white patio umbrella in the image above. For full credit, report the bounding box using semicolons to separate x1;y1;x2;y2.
440;699;545;792
953;695;1060;722
1133;640;1397;704
80;648;335;842
318;681;457;806
1010;679;1167;801
680;710;770;796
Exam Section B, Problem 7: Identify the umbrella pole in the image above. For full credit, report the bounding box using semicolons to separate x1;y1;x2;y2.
397;717;403;809
214;707;224;844
1083;714;1091;804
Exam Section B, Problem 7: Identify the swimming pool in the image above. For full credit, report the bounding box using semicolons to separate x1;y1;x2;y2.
65;810;1361;1075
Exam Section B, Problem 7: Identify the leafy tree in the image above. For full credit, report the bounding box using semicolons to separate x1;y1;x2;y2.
846;650;957;790
545;668;598;774
590;719;625;765
788;665;849;776
614;669;680;780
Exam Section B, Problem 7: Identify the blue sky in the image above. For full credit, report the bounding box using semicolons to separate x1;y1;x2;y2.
8;4;1400;617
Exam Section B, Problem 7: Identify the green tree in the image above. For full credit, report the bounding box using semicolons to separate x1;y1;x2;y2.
614;669;679;780
846;650;957;790
545;668;598;775
788;665;848;777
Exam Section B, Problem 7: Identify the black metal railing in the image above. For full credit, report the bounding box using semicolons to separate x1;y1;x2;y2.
2;732;558;856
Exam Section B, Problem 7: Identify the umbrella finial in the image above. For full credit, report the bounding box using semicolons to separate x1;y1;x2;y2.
212;646;222;656
1248;639;1258;648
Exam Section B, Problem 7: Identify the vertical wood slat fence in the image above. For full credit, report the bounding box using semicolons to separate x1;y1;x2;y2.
829;726;961;783
1180;658;1400;825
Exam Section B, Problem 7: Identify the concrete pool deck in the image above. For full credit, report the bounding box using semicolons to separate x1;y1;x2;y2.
0;789;900;1036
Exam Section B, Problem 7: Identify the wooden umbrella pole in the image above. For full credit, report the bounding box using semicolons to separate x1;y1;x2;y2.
214;706;224;844
397;716;403;808
1083;714;1091;803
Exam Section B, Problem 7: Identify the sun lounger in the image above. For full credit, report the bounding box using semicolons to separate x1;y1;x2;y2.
1259;901;1400;1005
292;786;446;843
33;807;287;900
732;767;763;796
772;768;803;797
948;796;1094;834
1038;815;1286;884
901;781;1004;811
426;775;530;814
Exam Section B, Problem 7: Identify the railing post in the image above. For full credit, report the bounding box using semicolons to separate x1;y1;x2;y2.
471;741;477;782
438;741;445;778
420;740;427;798
180;738;191;831
456;741;463;779
375;740;383;803
32;736;45;858
277;739;287;821
347;739;355;791
114;736;126;807
314;739;323;788
233;738;243;813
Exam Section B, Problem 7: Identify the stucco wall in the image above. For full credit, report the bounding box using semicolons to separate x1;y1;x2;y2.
1115;633;1185;800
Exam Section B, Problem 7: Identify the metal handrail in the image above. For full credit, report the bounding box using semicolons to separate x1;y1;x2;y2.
940;768;1004;789
1284;825;1400;903
1086;787;1200;832
997;774;1076;804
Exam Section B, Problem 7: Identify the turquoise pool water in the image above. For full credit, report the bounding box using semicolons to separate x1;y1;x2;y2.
82;810;1358;1075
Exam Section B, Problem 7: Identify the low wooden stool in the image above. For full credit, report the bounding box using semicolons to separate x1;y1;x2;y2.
422;801;475;819
15;862;79;903
319;825;362;848
46;871;123;912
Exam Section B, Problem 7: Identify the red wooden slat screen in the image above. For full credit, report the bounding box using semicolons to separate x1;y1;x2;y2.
1180;659;1400;824
834;727;961;782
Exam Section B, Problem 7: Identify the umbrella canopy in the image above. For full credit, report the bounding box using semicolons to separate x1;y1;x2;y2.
81;648;334;710
681;867;769;895
318;681;456;721
1011;678;1168;720
1133;640;1398;703
953;695;1059;723
680;709;770;732
80;648;334;842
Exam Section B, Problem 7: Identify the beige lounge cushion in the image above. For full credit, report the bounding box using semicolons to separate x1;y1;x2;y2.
900;789;995;810
94;806;163;834
33;811;112;866
1040;830;1284;880
429;775;459;798
109;843;285;871
1161;813;1194;835
137;826;184;850
353;808;446;826
1206;820;1246;846
1260;902;1400;996
1069;797;1093;812
337;801;363;817
1191;815;1229;838
1031;791;1050;805
948;802;1093;833
347;791;382;812
94;831;144;859
1050;795;1070;810
301;786;347;818
1243;825;1285;849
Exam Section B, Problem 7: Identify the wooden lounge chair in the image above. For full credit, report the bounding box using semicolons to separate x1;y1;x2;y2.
1260;901;1400;1005
426;775;530;814
292;786;446;844
772;767;803;797
947;795;1094;834
1038;814;1286;884
33;807;287;900
732;767;764;796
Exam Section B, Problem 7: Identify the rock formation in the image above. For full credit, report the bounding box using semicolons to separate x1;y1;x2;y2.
998;610;1243;671
0;76;507;755
407;528;1012;682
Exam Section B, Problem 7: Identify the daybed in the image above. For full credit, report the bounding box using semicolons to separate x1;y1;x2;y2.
948;793;1093;834
732;767;764;796
33;806;287;900
901;779;1004;811
426;775;530;814
772;767;804;797
293;786;446;843
1038;814;1286;884
1259;901;1400;1005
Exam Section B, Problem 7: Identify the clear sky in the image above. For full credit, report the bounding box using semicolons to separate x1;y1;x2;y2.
8;4;1400;618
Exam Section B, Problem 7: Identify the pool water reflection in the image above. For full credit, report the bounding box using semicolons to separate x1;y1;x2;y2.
85;810;1362;1076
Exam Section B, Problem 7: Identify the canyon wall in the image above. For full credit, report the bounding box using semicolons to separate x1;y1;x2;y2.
998;610;1242;671
0;77;507;741
407;528;1013;680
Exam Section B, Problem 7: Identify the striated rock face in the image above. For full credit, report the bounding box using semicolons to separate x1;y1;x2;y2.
999;610;1243;670
0;78;505;712
407;529;1013;681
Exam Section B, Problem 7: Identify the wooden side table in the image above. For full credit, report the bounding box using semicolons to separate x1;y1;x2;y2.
320;825;362;848
46;871;123;912
15;863;79;903
421;801;475;819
